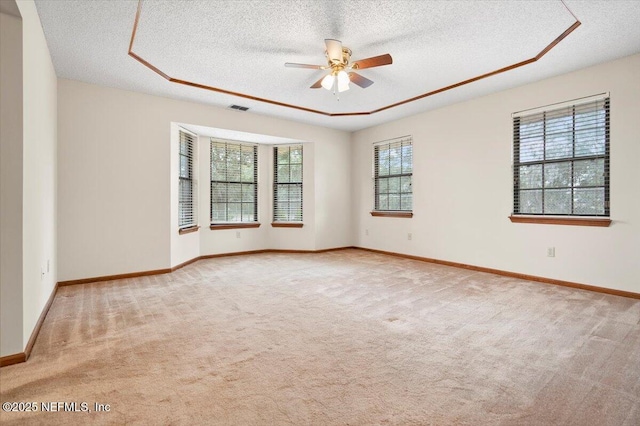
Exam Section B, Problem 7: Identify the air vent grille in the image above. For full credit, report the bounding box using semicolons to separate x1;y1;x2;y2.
228;104;249;112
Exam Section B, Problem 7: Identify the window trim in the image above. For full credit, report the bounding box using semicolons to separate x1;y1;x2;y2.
508;215;611;227
370;211;413;218
512;95;610;220
210;139;258;224
179;225;201;234
273;145;303;223
271;222;304;228
210;223;261;230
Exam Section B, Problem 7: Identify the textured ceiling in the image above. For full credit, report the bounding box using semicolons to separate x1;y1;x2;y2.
35;1;640;131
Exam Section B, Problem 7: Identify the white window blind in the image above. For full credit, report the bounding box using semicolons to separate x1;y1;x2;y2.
178;129;197;229
374;136;413;211
210;139;258;223
513;96;610;216
273;145;303;222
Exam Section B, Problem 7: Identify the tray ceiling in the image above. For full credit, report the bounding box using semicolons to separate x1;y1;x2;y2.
35;1;640;131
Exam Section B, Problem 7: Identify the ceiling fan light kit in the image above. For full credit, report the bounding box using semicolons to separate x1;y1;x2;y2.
337;71;350;91
321;70;350;93
285;39;393;100
320;74;335;91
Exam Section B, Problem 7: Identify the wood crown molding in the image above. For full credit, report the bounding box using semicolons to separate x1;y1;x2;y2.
371;211;413;218
509;216;612;227
128;0;581;117
210;223;261;230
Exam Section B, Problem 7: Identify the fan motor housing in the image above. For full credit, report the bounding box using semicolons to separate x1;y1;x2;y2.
326;47;352;67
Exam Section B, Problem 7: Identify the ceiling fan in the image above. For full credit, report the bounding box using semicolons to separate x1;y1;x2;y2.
285;39;393;98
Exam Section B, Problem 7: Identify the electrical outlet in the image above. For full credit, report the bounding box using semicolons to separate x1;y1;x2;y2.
47;259;50;272
408;233;412;241
236;231;241;239
547;247;555;257
365;229;369;236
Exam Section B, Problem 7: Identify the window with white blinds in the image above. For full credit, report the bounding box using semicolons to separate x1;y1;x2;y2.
374;136;413;211
513;96;610;216
210;140;258;223
178;130;197;229
273;145;303;222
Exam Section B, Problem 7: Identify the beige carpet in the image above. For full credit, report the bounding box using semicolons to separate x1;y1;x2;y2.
1;249;639;425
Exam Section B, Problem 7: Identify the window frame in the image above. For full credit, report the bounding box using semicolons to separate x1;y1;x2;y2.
273;145;303;225
178;129;197;231
371;136;413;218
210;139;259;226
511;96;610;226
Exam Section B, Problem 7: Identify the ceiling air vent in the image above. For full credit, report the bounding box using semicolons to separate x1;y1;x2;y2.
228;104;249;112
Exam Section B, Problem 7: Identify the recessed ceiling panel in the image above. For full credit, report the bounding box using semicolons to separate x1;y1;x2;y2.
132;0;574;114
34;0;640;131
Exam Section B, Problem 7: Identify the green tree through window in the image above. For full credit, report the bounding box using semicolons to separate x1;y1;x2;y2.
211;140;258;222
374;137;413;211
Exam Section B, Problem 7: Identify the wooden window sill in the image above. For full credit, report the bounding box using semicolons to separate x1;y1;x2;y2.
271;223;304;228
370;211;413;218
509;216;611;227
178;226;200;235
210;223;261;230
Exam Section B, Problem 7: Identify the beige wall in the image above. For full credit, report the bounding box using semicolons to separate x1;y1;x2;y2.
2;0;636;360
194;131;355;257
58;80;352;279
0;10;640;355
352;53;640;293
18;0;58;349
59;54;639;293
314;133;353;250
0;0;57;357
0;10;24;357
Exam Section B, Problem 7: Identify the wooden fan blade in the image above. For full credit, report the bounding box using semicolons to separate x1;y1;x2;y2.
325;39;343;62
349;72;374;88
285;62;324;69
352;53;393;70
310;77;325;89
